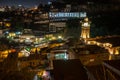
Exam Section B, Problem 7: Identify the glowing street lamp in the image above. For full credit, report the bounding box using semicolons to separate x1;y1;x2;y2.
58;35;62;39
5;23;11;27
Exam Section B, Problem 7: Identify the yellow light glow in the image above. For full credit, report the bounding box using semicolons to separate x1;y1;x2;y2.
58;36;62;39
5;23;11;27
31;47;40;53
108;48;114;54
82;22;90;27
11;49;16;52
18;52;24;57
0;22;2;24
84;17;89;22
2;54;8;58
51;37;56;40
109;54;112;60
87;41;91;44
105;43;112;47
34;6;38;10
96;42;101;46
9;33;16;37
115;49;119;55
37;70;44;76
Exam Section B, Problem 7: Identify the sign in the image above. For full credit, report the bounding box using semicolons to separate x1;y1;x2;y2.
49;12;86;18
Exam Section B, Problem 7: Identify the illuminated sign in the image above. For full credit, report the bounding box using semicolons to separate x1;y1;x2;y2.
49;12;86;18
55;53;68;59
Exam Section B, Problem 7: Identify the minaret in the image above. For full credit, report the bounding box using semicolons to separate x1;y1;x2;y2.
81;17;91;39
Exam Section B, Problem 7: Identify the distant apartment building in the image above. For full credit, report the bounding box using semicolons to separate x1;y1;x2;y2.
17;54;48;70
48;48;77;69
0;7;5;12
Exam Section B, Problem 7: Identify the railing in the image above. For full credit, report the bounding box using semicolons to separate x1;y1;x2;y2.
84;67;96;80
102;62;120;80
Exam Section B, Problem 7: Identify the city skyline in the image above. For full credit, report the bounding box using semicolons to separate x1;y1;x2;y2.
0;0;120;8
0;0;52;7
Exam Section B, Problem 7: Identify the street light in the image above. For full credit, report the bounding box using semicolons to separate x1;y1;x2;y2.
58;35;62;39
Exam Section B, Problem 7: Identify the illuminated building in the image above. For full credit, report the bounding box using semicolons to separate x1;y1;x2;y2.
19;29;35;43
49;22;66;32
18;54;48;70
0;7;5;12
33;11;87;33
48;48;77;69
49;12;86;32
81;17;91;39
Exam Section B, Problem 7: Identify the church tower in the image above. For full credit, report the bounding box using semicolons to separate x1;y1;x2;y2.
81;18;91;39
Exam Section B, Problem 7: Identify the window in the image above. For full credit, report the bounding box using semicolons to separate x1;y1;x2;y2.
55;53;68;59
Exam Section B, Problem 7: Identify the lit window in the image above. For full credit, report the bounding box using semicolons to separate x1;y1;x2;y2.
55;53;68;59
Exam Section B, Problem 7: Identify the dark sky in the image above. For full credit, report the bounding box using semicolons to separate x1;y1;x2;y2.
0;0;51;7
0;0;120;7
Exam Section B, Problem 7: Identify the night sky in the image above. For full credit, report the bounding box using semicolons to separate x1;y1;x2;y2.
0;0;120;7
0;0;51;7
